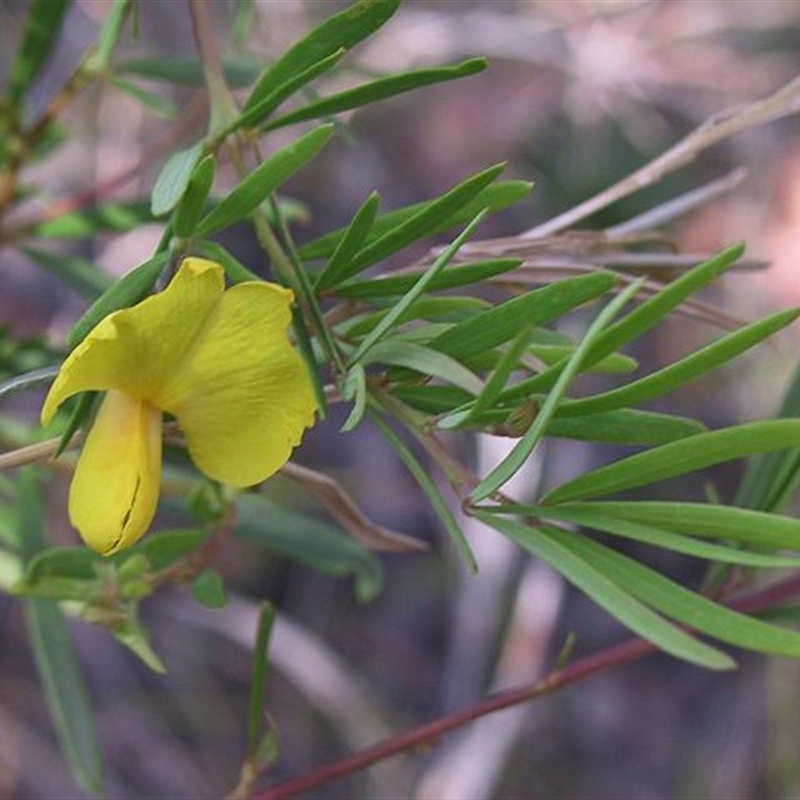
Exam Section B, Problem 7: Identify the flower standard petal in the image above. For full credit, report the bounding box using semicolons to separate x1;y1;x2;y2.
41;258;225;424
157;281;317;487
69;390;162;554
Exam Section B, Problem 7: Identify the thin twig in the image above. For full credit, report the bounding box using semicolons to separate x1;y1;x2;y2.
523;73;800;238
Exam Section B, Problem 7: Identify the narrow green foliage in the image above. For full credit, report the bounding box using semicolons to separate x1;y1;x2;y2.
8;0;73;107
430;272;617;363
67;254;168;348
107;76;179;118
195;124;334;237
243;0;401;113
492;503;800;567
340;363;367;432
366;340;483;394
173;154;216;238
472;279;644;502
348;208;489;365
151;143;204;216
334;166;503;280
547;408;705;445
736;358;800;512
477;513;734;669
247;604;276;759
560;307;800;417
16;469;105;793
118;56;259;88
558;529;800;659
545;419;800;504
334;257;521;299
21;247;112;299
264;59;488;131
226;50;346;135
315;191;381;292
502;245;744;401
299;180;532;262
439;326;535;431
372;412;477;571
235;496;382;603
32;200;154;239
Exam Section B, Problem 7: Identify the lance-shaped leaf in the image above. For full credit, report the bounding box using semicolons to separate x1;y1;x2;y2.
544;419;800;504
299;180;531;262
559;308;800;417
476;512;734;670
490;502;800;568
264;59;487;130
194;124;334;237
151;142;204;216
555;527;800;659
472;279;643;502
8;0;73;107
501;245;743;402
243;0;401;113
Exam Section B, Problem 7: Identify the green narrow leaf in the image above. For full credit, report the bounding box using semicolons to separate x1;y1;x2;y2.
372;412;477;571
560;308;800;417
194;124;334;237
555;527;800;659
118;56;259;88
438;325;535;431
340;362;367;432
736;357;800;512
227;49;346;135
243;0;401;112
151;142;204;216
107;76;179;118
430;272;618;363
494;502;800;568
544;419;800;504
173;154;216;238
90;0;132;72
235;496;382;603
247;603;276;757
365;340;483;395
472;279;644;502
547;408;706;445
315;191;381;293
299;181;532;263
8;0;73;107
264;59;488;130
348;208;489;365
67;254;168;348
21;247;112;300
547;500;800;552
476;512;733;669
16;468;104;793
334;257;521;300
501;245;744;402
32;200;154;239
334;165;504;281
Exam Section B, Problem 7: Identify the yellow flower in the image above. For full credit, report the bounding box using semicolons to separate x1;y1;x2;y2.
41;258;317;555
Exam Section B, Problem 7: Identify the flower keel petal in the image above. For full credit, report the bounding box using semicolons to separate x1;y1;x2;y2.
69;390;162;554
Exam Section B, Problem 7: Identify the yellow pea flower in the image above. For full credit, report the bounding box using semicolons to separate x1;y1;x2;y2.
41;257;317;555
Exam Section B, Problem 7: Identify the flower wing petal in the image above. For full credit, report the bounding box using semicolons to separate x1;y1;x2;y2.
41;258;225;424
160;282;317;487
69;390;162;554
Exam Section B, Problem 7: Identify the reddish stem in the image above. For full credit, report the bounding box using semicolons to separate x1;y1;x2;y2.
252;570;800;800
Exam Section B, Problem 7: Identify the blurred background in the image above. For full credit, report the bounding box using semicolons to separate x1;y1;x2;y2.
2;1;800;797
